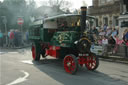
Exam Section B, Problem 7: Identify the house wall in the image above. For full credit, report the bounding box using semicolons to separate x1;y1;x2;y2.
88;0;121;28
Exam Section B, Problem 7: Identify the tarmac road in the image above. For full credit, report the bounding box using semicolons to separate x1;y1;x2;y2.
0;48;128;85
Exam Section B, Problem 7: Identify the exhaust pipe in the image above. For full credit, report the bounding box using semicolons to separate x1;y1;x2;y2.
80;6;87;34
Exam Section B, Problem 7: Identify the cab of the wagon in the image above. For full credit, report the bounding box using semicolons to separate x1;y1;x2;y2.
41;14;96;47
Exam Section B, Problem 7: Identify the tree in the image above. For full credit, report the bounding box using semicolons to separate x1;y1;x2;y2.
82;0;87;7
0;0;36;32
41;0;72;12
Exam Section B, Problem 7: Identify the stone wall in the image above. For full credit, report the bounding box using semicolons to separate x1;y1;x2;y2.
88;0;121;27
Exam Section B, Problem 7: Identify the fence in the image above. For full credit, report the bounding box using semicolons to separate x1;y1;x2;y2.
91;44;128;58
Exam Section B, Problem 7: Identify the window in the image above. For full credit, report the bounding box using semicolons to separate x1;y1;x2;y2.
121;21;128;27
113;16;119;26
96;18;99;27
99;0;107;6
106;0;112;2
103;17;108;25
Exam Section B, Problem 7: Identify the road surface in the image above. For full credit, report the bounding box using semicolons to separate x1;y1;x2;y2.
0;48;128;85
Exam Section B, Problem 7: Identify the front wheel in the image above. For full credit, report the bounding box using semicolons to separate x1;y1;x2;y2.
32;44;40;61
63;54;78;75
86;54;99;71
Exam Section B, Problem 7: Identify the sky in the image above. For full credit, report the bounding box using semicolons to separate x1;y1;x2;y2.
36;0;92;8
0;0;92;9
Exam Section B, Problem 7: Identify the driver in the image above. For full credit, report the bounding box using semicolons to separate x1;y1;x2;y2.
60;21;68;31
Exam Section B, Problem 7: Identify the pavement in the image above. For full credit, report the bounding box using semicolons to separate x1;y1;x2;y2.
0;48;128;85
99;55;128;64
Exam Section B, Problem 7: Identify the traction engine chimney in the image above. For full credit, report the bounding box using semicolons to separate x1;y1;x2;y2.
80;6;87;34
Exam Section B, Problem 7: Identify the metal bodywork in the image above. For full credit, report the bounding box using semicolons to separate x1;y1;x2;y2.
29;10;99;74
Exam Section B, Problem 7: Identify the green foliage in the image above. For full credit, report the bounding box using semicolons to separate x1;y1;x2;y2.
0;0;36;32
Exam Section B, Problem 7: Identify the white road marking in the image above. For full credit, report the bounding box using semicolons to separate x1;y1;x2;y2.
0;52;18;54
6;70;29;85
21;60;33;65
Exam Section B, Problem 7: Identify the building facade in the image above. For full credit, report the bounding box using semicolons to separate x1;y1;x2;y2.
88;0;122;28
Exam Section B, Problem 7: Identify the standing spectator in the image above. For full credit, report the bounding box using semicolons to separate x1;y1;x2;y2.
8;30;11;47
25;31;29;44
98;36;102;45
99;29;106;36
92;27;99;36
13;30;16;47
116;26;119;35
102;36;108;45
9;30;15;48
108;36;116;54
111;28;118;39
102;36;108;56
103;24;107;31
106;27;112;37
14;30;19;47
123;29;128;58
114;35;124;53
17;31;22;46
0;30;3;47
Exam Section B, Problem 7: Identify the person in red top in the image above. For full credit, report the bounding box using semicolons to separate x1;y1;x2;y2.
9;30;14;47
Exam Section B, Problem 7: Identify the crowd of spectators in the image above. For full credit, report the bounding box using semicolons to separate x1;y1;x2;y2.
0;29;29;48
91;24;128;57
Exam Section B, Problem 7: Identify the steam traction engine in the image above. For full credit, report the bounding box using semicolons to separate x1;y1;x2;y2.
29;7;99;74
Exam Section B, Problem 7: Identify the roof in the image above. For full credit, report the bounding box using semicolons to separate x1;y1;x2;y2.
31;14;95;25
44;14;95;21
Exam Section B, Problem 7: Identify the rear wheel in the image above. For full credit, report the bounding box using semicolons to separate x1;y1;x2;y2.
86;54;99;71
32;44;40;61
63;54;78;75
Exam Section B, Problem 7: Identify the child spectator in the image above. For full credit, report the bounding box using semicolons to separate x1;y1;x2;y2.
102;36;108;45
98;36;102;45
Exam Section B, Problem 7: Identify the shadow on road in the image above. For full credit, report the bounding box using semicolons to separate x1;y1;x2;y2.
32;58;128;85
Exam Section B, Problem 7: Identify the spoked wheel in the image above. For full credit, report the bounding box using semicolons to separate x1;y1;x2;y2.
86;54;99;71
32;45;40;61
63;54;78;75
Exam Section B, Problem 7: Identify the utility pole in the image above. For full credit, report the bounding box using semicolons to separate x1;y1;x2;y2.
17;16;24;45
1;16;8;46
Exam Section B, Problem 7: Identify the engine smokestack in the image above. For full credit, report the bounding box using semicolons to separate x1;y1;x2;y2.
80;6;87;33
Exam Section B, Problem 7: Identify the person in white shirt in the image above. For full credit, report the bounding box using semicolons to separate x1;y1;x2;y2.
102;36;108;45
102;36;108;56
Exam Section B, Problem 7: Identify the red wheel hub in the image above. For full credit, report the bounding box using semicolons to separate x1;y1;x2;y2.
86;55;96;70
64;55;76;74
32;46;36;60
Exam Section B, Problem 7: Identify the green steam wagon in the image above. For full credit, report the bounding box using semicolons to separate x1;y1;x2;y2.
29;7;99;74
